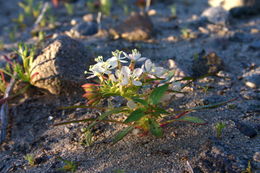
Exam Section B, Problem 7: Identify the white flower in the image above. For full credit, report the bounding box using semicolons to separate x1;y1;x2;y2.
142;59;166;77
123;49;147;62
87;56;115;79
115;66;143;86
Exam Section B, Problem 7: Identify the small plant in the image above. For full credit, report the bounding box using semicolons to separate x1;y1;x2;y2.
55;49;237;144
242;161;252;173
170;4;177;18
64;2;74;16
0;43;36;84
215;122;226;138
24;154;36;166
0;40;4;50
58;157;78;172
87;0;111;16
181;28;197;40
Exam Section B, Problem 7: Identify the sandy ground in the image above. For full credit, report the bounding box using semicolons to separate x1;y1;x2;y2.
0;0;259;172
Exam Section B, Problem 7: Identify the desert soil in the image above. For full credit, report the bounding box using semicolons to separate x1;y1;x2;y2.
0;0;259;172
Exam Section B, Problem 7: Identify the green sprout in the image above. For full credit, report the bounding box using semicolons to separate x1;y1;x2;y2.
0;43;36;84
215;122;226;138
64;3;74;16
170;4;177;18
55;49;237;144
24;154;36;166
242;161;252;173
0;40;4;51
87;0;111;16
58;157;78;173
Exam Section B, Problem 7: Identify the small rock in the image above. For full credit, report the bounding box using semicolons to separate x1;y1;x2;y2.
233;120;257;138
201;7;229;25
30;35;94;94
208;0;260;10
253;152;260;162
249;41;260;50
244;74;260;89
109;12;153;41
71;22;98;36
192;50;224;77
230;6;259;18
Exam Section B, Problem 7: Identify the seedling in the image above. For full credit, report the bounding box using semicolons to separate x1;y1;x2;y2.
0;40;4;50
215;122;226;138
170;4;177;18
58;157;78;172
24;154;36;166
55;49;237;144
64;3;74;16
87;0;111;16
242;161;252;173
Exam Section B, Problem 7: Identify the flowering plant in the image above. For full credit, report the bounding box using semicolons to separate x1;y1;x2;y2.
56;49;236;144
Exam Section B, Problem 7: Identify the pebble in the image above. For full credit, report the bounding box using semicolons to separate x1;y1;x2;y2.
192;50;223;77
201;7;229;25
71;22;98;36
233;120;257;138
109;12;153;41
244;74;260;89
254;152;260;162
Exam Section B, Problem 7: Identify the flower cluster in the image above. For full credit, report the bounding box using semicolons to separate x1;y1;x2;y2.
87;49;166;87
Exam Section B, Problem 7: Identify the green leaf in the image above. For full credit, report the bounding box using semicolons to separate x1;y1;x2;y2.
124;109;145;123
148;84;169;105
132;97;148;107
187;98;238;111
177;116;205;124
113;126;134;144
148;119;163;137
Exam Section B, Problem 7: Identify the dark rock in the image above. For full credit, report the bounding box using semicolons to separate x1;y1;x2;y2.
233;120;257;138
249;41;260;50
201;7;229;25
192;50;224;77
229;32;254;43
71;22;98;36
230;6;260;18
197;137;246;173
109;12;153;41
30;35;94;94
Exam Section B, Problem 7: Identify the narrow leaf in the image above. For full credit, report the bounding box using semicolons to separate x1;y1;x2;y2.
132;97;148;107
177;116;205;124
88;107;129;129
124;109;145;123
113;126;134;144
149;84;169;105
148;119;163;137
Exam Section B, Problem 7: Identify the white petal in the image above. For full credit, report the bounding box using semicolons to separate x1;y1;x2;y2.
154;67;166;77
121;66;131;77
137;57;147;62
144;59;153;72
109;74;117;82
133;68;143;78
133;80;142;86
121;78;129;86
